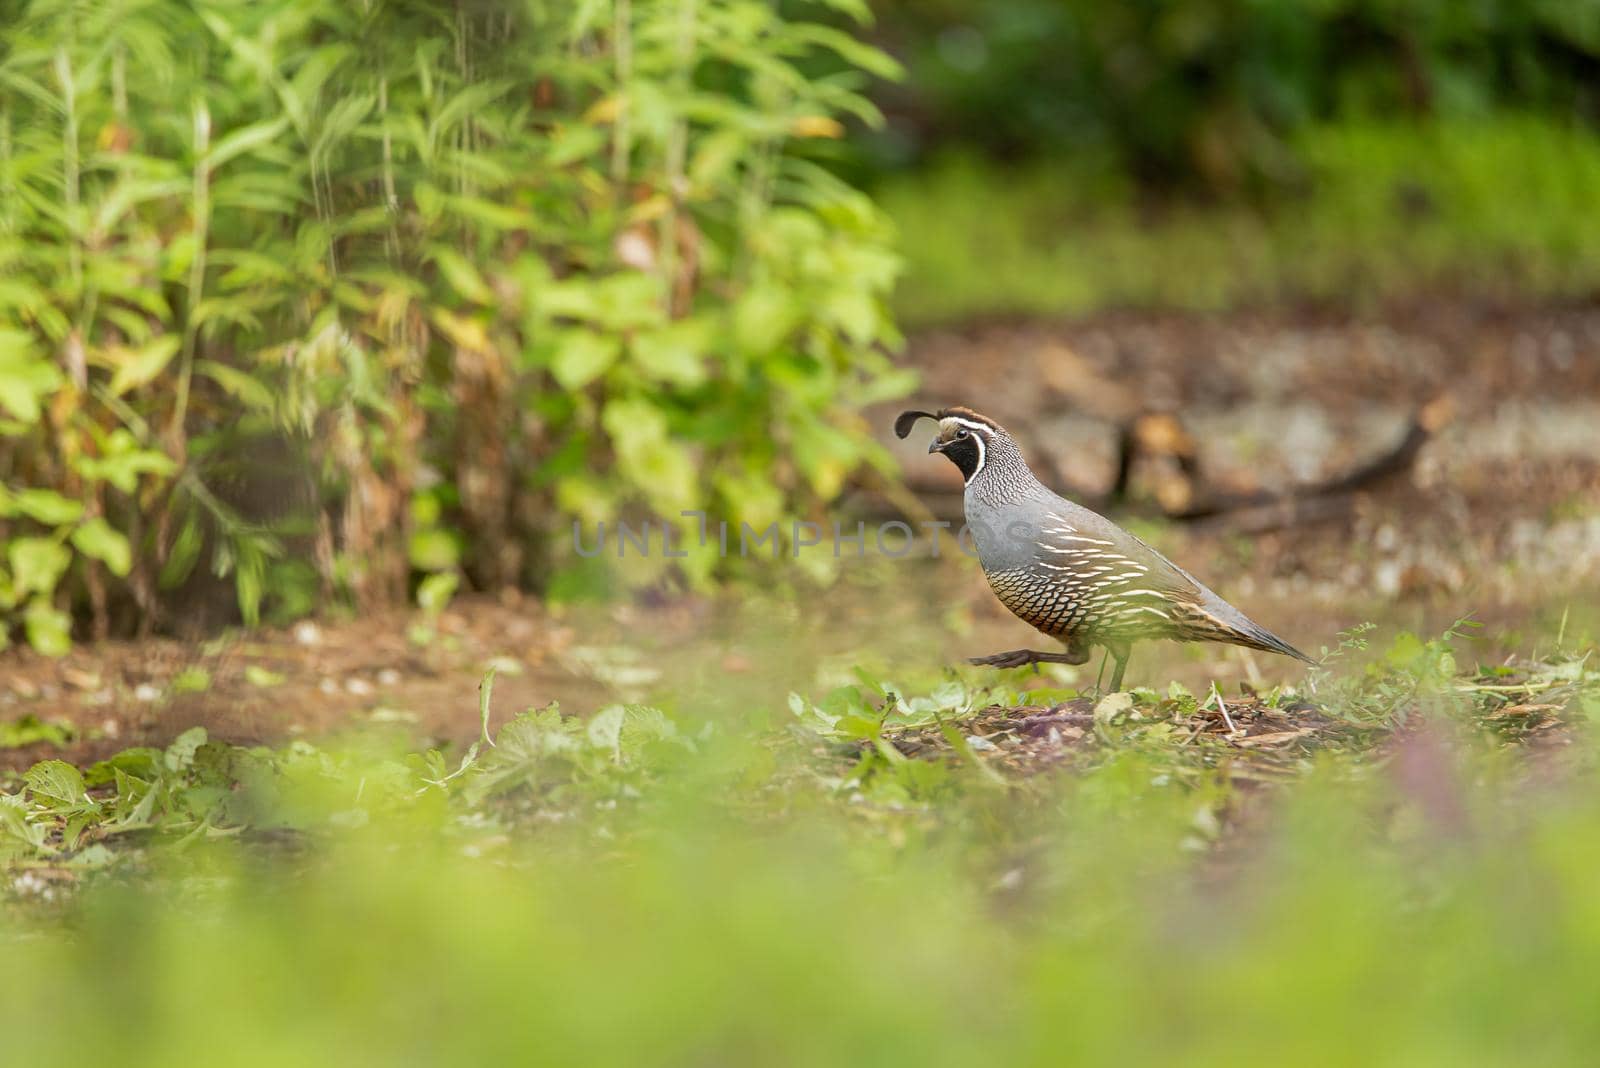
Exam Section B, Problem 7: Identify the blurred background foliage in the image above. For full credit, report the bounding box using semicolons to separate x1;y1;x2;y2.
860;0;1600;188
0;0;906;652
858;0;1600;323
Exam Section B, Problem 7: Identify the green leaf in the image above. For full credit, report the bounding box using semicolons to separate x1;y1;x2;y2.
587;704;625;755
0;329;63;424
171;667;212;694
409;529;461;571
733;285;799;354
536;281;602;321
603;397;697;512
13;489;84;525
109;335;182;395
545;124;606;167
24;759;88;808
160;514;204;589
164;726;209;771
788;24;904;81
0;714;73;750
550;329;622;390
11;538;71;595
478;667;497;748
71;518;132;576
431;246;495;305
197;361;277;414
631;320;710;387
414;181;444;222
75;431;177;494
416;571;460;615
0;794;49;854
689;129;746;192
205;116;290;170
23;599;71;657
244;665;285;688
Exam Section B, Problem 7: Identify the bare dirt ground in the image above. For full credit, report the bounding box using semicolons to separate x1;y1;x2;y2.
5;302;1599;772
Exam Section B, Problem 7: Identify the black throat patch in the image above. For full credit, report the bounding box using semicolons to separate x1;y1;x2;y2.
940;435;984;482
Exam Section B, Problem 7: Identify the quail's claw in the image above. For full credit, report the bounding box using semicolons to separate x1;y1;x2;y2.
968;649;1054;669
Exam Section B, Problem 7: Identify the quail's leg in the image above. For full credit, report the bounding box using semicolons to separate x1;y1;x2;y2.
1106;641;1133;691
969;636;1090;670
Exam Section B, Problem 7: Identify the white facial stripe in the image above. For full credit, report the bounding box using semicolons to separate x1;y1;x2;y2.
967;432;985;482
947;417;993;436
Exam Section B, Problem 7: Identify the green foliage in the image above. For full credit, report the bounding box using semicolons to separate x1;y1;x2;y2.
0;0;906;651
866;0;1600;189
2;631;1600;1062
884;116;1600;324
0;713;73;749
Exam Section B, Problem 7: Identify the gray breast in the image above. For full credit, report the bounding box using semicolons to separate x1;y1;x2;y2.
963;489;1046;573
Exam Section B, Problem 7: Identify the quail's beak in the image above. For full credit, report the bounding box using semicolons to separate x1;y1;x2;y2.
927;437;944;454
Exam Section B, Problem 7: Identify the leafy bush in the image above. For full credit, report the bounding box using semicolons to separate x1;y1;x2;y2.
0;0;907;650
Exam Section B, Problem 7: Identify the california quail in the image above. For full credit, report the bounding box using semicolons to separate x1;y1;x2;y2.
896;406;1313;690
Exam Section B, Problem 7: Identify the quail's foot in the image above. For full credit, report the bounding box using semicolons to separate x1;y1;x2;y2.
968;649;1084;669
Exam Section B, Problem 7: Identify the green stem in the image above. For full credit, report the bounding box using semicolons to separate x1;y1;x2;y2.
0;110;14;237
169;100;211;446
610;0;632;187
54;48;82;305
658;0;696;315
380;72;399;259
112;43;127;120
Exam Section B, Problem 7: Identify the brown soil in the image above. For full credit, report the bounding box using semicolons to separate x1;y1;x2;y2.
0;594;611;773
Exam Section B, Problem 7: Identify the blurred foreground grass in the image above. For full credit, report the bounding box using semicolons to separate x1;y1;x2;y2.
884;116;1600;325
5;624;1600;1063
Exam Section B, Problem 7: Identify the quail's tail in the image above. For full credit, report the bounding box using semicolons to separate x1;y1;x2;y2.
1226;618;1317;665
1191;592;1317;665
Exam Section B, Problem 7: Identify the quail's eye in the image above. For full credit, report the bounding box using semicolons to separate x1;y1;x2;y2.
956;428;969;439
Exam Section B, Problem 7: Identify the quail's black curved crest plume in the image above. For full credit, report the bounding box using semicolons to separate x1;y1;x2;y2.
894;410;937;439
902;405;1313;689
896;407;1002;438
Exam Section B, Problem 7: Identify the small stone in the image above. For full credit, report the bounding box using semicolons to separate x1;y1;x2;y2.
376;668;402;686
1374;560;1403;596
133;683;161;702
62;667;101;690
344;677;374;697
293;621;322;646
483;656;524;676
